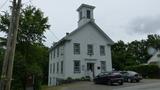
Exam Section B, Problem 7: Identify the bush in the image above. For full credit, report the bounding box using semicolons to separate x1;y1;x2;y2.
125;64;160;79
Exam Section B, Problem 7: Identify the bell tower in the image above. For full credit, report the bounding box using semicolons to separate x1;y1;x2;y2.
77;4;95;27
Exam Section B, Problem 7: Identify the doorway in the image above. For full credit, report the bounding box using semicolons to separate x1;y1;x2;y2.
87;63;95;77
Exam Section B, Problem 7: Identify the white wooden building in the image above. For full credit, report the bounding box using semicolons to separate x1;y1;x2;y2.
148;50;160;67
48;4;114;86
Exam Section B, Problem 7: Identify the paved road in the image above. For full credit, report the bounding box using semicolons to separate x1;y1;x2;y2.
62;79;160;90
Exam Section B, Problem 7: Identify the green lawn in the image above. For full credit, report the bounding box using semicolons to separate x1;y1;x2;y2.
42;85;63;90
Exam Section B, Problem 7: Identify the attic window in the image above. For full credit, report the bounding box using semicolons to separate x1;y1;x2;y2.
157;54;160;57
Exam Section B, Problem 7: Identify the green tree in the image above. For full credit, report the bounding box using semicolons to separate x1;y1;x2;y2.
0;5;50;90
112;40;128;70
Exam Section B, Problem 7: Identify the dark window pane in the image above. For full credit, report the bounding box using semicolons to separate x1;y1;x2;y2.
87;10;91;19
74;60;81;73
74;43;80;54
80;11;82;20
61;61;63;74
100;45;105;56
87;44;94;55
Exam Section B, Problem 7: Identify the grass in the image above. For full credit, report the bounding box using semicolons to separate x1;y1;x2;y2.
42;81;88;90
42;85;63;90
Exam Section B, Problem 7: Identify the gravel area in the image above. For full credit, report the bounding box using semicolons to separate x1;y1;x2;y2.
61;79;160;90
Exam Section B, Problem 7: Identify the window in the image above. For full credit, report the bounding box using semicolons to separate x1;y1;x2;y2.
50;64;52;74
87;44;94;55
100;45;105;56
50;53;52;61
61;47;64;56
57;47;59;57
57;62;59;73
53;50;56;58
79;11;82;20
74;60;81;73
74;43;80;54
50;77;52;85
87;10;91;19
61;61;63;74
101;61;106;72
53;63;55;74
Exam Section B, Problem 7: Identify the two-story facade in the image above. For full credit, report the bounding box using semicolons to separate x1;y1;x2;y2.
48;4;114;86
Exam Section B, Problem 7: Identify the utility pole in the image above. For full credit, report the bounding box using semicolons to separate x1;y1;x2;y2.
0;0;21;90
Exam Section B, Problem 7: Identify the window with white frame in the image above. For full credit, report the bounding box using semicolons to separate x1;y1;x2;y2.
100;45;105;56
101;61;106;72
61;61;63;74
74;60;81;73
53;63;55;74
53;50;56;58
50;64;52;74
87;44;94;55
61;47;64;56
50;53;52;61
74;43;80;54
87;10;91;19
57;62;59;73
57;47;59;57
79;11;82;20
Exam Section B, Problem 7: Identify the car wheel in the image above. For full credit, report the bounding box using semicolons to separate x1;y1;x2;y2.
119;81;123;85
127;78;132;83
107;81;112;85
136;80;140;82
94;81;98;84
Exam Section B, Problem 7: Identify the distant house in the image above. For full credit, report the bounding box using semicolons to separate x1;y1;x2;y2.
147;50;160;67
48;4;114;86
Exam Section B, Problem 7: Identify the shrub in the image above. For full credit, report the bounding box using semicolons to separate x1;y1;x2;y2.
125;64;160;79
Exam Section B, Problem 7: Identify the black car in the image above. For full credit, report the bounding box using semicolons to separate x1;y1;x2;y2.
120;71;142;83
93;72;124;85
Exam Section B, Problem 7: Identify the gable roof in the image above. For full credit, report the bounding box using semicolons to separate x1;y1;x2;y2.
50;20;114;51
148;50;160;64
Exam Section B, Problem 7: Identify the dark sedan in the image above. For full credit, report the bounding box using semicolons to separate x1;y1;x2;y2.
93;72;124;85
120;71;142;83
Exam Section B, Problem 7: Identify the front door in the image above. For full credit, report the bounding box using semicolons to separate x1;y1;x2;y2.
87;63;95;77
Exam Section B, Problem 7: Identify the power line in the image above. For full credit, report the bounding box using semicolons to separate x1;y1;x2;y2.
0;0;9;10
48;30;59;40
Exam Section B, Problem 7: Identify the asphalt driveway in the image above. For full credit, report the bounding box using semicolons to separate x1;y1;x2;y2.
61;79;160;90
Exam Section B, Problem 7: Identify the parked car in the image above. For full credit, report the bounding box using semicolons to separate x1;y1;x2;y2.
120;71;142;83
93;71;124;85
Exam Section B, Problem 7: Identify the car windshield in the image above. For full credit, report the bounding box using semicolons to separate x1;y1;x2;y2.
98;72;110;76
127;71;137;75
111;72;120;75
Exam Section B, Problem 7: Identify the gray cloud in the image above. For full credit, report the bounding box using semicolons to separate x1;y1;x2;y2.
128;15;160;34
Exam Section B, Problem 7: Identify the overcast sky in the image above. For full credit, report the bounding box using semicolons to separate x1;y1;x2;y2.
0;0;160;47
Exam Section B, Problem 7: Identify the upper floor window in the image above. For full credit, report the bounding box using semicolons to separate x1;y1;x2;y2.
87;10;91;19
74;43;80;54
53;50;56;58
61;47;64;56
74;60;81;73
79;11;82;20
49;53;52;61
87;44;94;55
100;45;105;56
57;47;59;57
